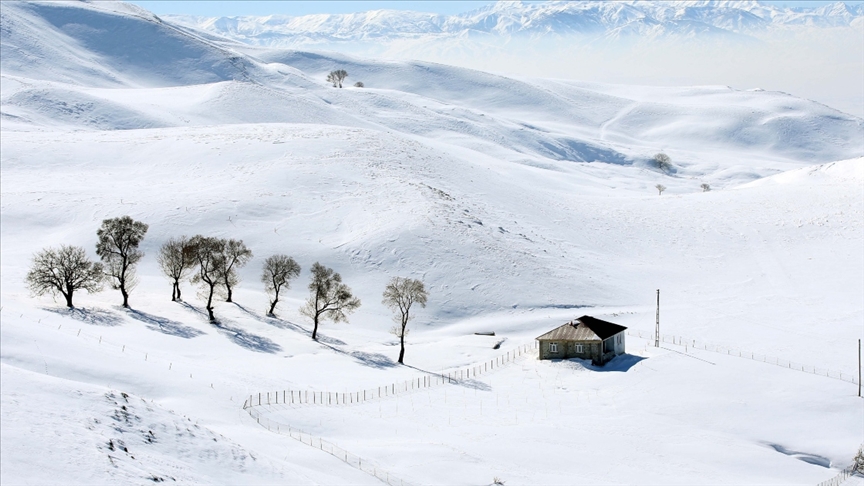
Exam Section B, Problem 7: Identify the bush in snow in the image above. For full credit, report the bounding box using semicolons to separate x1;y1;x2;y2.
382;277;428;364
157;235;195;302
216;239;252;303
653;152;672;173
261;255;301;316
354;81;364;88
701;183;711;192
186;235;226;321
96;216;148;308
327;70;348;88
655;184;666;195
299;262;361;340
26;245;104;308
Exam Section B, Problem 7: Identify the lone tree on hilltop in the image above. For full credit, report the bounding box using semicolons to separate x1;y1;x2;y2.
655;184;666;195
653;152;672;173
217;239;252;303
187;235;226;321
261;255;301;316
96;216;148;308
300;262;361;340
382;277;428;364
26;245;104;308
327;70;348;88
157;236;194;301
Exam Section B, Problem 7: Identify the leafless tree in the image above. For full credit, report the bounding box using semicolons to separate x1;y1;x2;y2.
701;183;711;192
261;255;301;316
382;277;428;364
299;262;360;340
26;245;104;308
157;236;194;301
653;152;672;173
96;216;148;308
217;239;252;303
353;81;364;88
655;184;666;195
187;235;226;321
326;69;348;88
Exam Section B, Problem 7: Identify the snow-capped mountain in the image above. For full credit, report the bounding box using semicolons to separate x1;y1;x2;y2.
166;0;864;47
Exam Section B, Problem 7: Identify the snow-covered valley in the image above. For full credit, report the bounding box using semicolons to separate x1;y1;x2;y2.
1;1;862;485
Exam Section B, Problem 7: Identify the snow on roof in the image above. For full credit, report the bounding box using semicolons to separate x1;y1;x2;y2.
536;315;627;341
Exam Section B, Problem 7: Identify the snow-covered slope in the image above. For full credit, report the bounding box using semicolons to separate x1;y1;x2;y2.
1;2;862;485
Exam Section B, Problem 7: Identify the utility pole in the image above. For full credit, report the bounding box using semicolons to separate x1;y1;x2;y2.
655;289;660;348
858;339;861;398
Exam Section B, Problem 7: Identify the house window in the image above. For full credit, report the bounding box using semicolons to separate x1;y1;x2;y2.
550;343;558;353
575;344;584;353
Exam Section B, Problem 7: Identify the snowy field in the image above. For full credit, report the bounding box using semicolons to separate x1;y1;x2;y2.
1;2;862;485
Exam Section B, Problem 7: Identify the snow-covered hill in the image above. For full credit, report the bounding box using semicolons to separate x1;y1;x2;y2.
1;1;862;485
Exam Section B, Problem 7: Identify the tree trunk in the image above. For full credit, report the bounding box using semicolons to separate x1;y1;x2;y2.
398;330;405;364
312;315;319;340
206;284;215;321
64;291;74;308
171;283;177;301
121;285;129;308
176;281;182;301
225;284;233;303
268;294;278;316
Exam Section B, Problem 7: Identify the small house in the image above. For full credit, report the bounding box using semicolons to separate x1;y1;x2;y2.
536;315;627;365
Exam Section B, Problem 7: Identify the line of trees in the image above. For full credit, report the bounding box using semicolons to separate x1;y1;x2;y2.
25;216;430;362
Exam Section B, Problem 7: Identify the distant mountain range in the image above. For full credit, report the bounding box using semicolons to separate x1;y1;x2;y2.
165;0;864;47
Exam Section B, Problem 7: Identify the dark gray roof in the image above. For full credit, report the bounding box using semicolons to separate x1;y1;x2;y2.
536;315;627;342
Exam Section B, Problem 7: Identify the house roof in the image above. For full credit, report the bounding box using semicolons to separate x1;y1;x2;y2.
535;315;627;342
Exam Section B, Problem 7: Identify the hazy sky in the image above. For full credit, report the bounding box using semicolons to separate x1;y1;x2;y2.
131;1;864;17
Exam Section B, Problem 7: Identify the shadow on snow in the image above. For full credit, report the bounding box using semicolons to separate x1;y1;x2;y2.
178;301;281;354
125;308;204;339
42;306;123;326
233;303;347;346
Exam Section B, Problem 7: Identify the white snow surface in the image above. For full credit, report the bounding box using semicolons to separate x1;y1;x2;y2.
1;2;863;485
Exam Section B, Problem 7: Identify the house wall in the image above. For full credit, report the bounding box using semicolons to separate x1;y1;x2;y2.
538;340;601;361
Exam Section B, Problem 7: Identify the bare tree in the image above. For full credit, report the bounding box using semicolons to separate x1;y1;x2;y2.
96;216;148;308
655;184;666;195
299;262;360;340
261;255;301;316
353;81;364;88
653;153;672;173
26;245;104;308
217;239;252;303
187;236;226;321
382;277;428;364
326;69;348;88
701;183;711;192
157;236;194;301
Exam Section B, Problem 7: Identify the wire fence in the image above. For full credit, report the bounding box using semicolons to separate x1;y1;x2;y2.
816;463;859;486
626;330;860;385
243;342;538;486
244;342;538;409
246;405;412;486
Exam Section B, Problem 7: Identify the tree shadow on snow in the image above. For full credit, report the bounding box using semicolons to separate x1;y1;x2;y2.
233;303;347;346
317;342;398;370
42;306;123;327
212;319;282;354
125;308;204;339
177;302;281;353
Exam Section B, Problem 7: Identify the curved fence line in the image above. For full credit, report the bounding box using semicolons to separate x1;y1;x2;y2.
243;342;538;409
246;405;412;486
816;463;858;486
626;330;859;385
